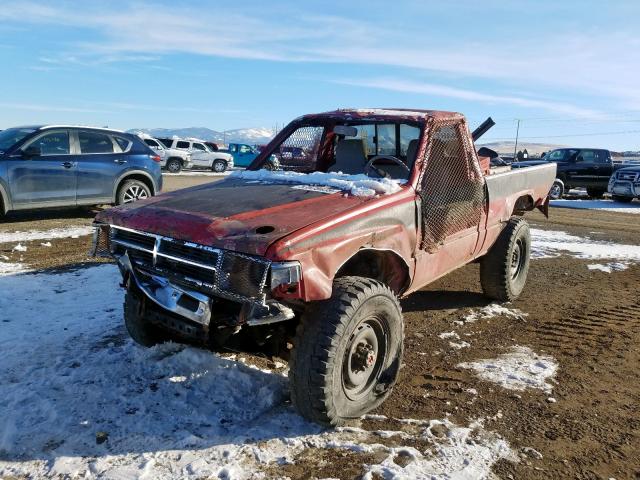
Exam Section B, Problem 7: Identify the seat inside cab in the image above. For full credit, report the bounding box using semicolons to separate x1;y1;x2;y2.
327;123;420;180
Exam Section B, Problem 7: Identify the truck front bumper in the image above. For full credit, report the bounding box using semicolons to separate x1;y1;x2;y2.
609;179;640;197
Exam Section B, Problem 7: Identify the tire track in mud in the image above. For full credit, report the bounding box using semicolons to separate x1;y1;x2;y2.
528;303;640;355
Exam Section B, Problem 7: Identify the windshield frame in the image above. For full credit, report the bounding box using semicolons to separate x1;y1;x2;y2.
0;127;38;154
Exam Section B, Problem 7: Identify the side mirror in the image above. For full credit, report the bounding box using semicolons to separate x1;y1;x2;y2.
22;145;41;158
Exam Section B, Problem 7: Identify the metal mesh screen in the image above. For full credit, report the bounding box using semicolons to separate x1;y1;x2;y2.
218;253;270;299
420;121;485;252
274;126;323;171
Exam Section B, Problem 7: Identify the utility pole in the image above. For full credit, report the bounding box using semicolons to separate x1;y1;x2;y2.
513;119;521;160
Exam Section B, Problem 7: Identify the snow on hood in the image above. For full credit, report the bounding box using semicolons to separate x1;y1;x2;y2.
231;169;405;197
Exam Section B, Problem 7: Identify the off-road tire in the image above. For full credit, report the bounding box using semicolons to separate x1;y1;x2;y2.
480;217;531;302
212;159;227;173
124;290;167;347
289;276;404;426
549;179;564;199
587;188;605;199
166;158;182;173
116;179;151;205
612;195;633;203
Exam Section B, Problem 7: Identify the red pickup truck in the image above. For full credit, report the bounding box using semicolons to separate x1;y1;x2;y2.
93;108;556;426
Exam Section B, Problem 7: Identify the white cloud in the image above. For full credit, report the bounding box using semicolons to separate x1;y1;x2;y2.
2;1;640;112
332;78;604;118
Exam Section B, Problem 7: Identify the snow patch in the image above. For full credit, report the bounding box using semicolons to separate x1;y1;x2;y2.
0;265;513;479
0;226;94;244
587;262;629;273
0;261;28;276
231;169;404;197
12;243;27;252
462;304;528;324
458;346;558;394
531;228;640;262
551;198;640;214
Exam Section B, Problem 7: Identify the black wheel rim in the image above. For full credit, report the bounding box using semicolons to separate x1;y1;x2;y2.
168;161;180;173
550;184;561;199
510;237;526;280
122;185;149;204
342;317;387;401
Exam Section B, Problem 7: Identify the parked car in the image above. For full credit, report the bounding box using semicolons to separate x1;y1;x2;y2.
219;143;259;167
159;138;233;172
512;148;615;198
93;108;555;426
138;135;192;173
0;125;161;216
608;165;640;202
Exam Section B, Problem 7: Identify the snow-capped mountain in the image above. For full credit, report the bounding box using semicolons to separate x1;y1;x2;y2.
128;127;275;145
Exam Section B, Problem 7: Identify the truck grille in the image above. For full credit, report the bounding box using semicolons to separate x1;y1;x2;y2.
618;171;639;182
110;226;270;302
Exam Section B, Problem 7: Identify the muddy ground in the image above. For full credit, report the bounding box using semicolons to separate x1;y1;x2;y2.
1;175;639;479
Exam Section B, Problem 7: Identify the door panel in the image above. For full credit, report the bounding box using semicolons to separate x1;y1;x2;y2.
411;121;485;288
7;130;76;207
75;130;125;202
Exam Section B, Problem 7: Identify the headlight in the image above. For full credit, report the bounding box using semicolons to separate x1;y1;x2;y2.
270;261;301;290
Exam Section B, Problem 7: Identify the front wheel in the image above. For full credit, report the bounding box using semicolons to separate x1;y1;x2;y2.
612;195;633;203
124;290;167;347
212;160;227;173
480;217;531;302
289;277;404;426
166;158;182;173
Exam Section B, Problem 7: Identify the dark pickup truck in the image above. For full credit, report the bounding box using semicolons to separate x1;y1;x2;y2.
512;148;614;198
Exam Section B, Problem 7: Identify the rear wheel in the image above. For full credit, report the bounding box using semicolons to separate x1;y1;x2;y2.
289;276;403;426
117;179;151;205
612;195;633;203
587;188;605;199
480;217;531;302
212;159;227;173
166;158;182;173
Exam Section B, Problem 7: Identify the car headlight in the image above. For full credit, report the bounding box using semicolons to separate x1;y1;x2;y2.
270;261;301;289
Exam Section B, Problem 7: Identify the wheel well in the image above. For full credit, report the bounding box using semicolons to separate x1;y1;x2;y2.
167;156;184;164
335;249;410;295
512;194;534;216
117;174;155;197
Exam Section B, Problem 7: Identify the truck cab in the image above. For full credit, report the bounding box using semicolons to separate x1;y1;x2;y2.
224;143;258;167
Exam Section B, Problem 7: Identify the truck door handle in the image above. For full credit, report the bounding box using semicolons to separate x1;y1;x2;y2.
61;161;73;168
114;159;127;164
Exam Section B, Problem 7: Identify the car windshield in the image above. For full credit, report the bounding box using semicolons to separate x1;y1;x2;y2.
0;128;36;153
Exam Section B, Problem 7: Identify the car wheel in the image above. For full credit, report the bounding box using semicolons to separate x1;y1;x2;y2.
289;276;403;426
480;217;531;302
212;159;227;173
117;179;151;205
548;180;564;199
586;188;605;199
612;195;633;203
166;158;182;173
124;290;167;347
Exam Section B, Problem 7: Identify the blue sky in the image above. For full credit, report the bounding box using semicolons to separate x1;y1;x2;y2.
1;0;639;150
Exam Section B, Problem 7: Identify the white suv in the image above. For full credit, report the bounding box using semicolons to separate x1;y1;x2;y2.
138;135;192;173
162;138;234;172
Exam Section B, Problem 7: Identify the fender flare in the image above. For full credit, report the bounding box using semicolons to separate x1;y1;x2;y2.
112;170;157;202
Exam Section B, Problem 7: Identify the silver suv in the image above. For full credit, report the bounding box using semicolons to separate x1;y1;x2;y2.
160;138;234;172
139;135;192;173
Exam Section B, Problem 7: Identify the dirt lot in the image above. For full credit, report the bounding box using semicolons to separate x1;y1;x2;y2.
1;174;639;479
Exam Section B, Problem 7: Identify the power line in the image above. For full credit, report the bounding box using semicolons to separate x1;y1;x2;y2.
483;129;640;140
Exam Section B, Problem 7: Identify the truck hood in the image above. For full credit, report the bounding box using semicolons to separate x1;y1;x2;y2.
95;177;372;256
